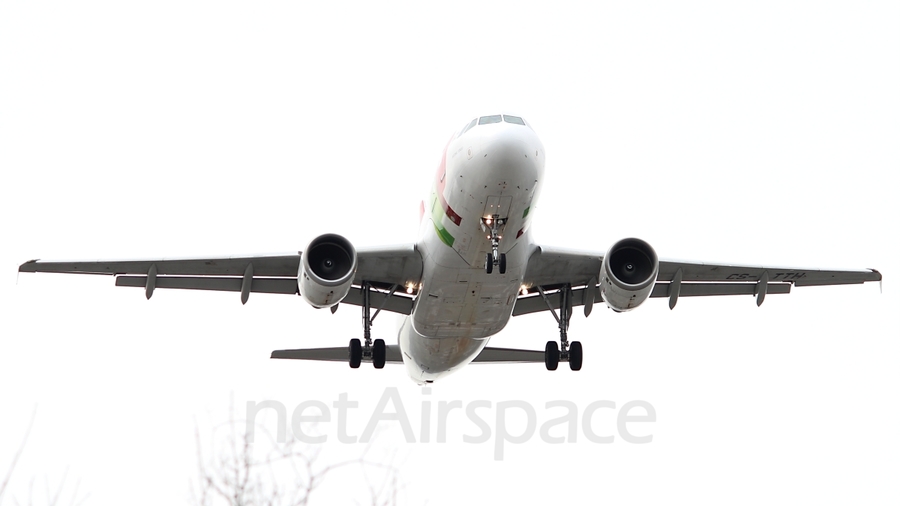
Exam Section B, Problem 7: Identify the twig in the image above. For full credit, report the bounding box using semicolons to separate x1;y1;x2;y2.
0;406;38;503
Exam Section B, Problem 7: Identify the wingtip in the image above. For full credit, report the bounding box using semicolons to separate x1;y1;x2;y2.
269;349;291;359
18;259;39;272
869;268;882;293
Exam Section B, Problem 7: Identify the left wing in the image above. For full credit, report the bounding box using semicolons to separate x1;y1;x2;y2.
19;245;423;313
514;245;882;315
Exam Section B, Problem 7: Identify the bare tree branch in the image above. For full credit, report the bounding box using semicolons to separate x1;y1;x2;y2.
192;401;403;506
0;406;37;503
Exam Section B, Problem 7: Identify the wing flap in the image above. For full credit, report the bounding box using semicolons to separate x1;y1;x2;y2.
650;282;792;297
115;276;298;295
512;282;793;316
113;276;417;314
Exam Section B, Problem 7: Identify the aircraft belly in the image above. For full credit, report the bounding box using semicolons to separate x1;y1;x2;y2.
398;315;489;383
411;251;525;339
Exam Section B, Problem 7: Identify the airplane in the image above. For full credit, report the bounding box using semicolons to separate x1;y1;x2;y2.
19;114;883;384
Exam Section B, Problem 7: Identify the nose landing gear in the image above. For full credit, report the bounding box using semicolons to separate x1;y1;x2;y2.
482;215;507;275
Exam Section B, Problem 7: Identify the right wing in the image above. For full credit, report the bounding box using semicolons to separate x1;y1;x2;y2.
19;245;423;314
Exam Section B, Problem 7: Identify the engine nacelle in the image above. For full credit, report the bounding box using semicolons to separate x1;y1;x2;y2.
299;233;357;309
600;238;659;312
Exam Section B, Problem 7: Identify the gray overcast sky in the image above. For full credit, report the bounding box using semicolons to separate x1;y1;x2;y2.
2;1;898;504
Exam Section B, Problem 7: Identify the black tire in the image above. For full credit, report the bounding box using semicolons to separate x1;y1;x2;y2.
373;339;386;369
569;341;583;371
544;341;559;371
349;339;362;368
485;253;493;274
499;253;507;274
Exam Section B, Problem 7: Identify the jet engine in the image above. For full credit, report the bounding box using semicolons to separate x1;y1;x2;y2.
599;237;659;312
299;233;357;309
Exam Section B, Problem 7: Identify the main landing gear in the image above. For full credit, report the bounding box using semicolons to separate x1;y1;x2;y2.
349;281;389;369
538;284;583;371
482;214;507;275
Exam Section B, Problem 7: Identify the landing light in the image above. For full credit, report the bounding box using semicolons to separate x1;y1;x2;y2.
406;285;414;294
520;286;528;296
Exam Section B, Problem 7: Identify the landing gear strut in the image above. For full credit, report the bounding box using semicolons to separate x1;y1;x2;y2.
482;215;507;274
349;281;387;369
538;284;583;371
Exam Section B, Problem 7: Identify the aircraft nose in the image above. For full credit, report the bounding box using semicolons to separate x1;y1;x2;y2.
483;129;542;173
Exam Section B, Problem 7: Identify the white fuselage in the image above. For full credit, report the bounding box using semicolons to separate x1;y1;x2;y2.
398;116;545;383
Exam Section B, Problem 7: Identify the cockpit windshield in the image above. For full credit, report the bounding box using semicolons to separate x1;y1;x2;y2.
459;114;529;136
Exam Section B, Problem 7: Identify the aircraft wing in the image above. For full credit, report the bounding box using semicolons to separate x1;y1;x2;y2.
514;245;882;315
19;245;423;313
521;245;604;288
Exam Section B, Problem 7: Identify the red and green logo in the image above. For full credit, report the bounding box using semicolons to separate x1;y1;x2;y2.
430;136;463;248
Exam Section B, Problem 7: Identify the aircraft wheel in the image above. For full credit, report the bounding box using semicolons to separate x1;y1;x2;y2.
569;341;583;371
373;339;386;369
544;341;559;371
349;339;362;368
485;253;493;274
499;253;507;274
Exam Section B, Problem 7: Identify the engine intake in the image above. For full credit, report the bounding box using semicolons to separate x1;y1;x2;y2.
600;237;659;312
299;233;357;308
